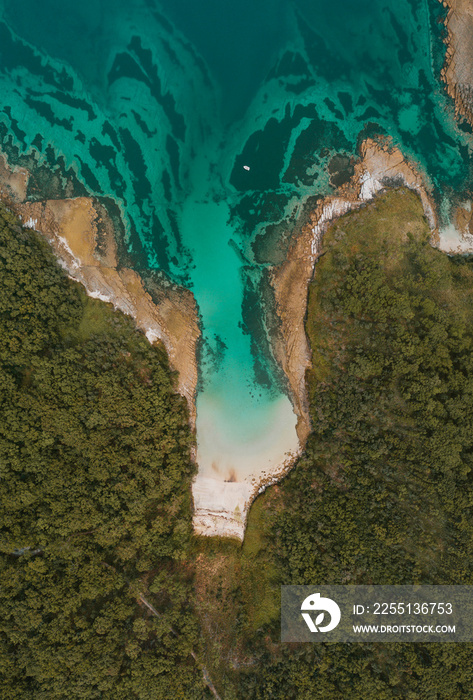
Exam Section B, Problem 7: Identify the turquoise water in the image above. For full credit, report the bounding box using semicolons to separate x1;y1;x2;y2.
0;0;471;478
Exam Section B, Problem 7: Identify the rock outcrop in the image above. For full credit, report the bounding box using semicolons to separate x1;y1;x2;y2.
439;0;473;125
0;152;200;427
270;137;437;447
0;139;439;541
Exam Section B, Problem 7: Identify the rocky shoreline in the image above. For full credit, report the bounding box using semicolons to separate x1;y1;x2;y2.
0;139;439;541
270;137;438;454
195;137;440;541
0;151;200;428
439;0;473;126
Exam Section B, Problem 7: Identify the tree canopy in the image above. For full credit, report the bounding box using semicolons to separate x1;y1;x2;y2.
235;189;473;698
0;205;207;699
3;188;473;698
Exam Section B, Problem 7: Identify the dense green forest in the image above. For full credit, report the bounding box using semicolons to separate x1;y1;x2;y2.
0;205;208;699
3;189;473;699
193;190;473;698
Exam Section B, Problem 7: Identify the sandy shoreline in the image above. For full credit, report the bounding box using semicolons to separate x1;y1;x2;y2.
192;391;300;539
0;149;301;540
195;136;442;540
439;0;473;126
0;139;450;540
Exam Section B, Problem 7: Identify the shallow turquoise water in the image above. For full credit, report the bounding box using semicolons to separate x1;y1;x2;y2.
0;0;471;478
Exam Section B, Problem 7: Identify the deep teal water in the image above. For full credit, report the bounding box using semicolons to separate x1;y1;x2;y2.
0;0;471;478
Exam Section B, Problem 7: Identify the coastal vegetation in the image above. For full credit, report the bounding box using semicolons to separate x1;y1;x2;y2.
195;189;473;698
0;205;207;698
3;187;473;698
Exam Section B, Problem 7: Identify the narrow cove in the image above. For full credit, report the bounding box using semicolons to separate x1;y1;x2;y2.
0;0;472;537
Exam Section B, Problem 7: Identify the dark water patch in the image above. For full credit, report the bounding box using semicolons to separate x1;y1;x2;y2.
240;271;275;391
418;69;433;96
253;219;293;266
338;92;353;115
161;39;179;66
328;153;355;188
267;51;309;80
213;335;228;369
364;83;405;117
48;90;96;121
228;238;250;265
252;193;321;266
176;35;214;91
0;130;17;161
230;193;261;233
405;0;421;19
428;0;449;80
284;112;351;186
118;127;151;203
24;96;73;131
295;12;349;82
166;207;184;253
386;8;413;66
128;36;186;141
323;97;344;121
89;138;117;170
166;135;180;187
150;212;171;273
251;355;273;392
75;131;85;145
125;212;147;264
75;157;103;193
399;117;469;191
359;49;388;80
161;0;291;122
147;5;175;36
431;113;458;149
357;107;383;121
231;191;293;235
101;121;121;152
31;133;44;150
90;138;126;198
132;110;157;138
458;120;473;135
285;78;315;95
2;107;27;146
231;104;316;191
162;169;172;200
199;333;228;376
0;21;74;91
108;51;148;87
